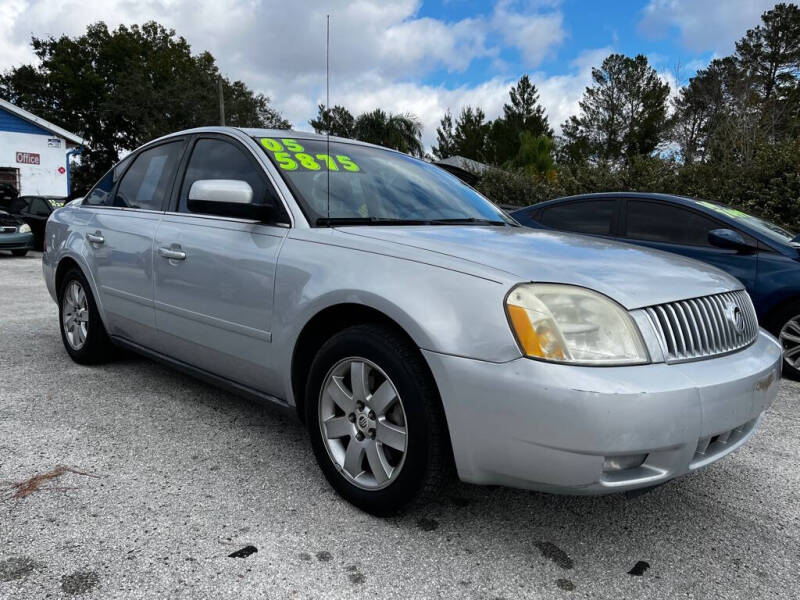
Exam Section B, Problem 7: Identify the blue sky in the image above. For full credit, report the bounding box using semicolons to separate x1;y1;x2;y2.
414;0;770;91
0;0;782;147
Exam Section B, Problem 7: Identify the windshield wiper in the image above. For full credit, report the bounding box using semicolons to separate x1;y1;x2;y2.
316;217;434;227
427;218;510;226
315;216;512;227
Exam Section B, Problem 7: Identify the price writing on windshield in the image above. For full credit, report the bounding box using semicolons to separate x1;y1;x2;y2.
259;138;361;172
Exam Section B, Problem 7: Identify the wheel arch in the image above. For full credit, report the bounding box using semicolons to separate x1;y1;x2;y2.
55;256;82;296
290;303;446;431
54;254;108;326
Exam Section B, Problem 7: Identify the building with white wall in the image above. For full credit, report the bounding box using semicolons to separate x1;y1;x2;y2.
0;99;86;198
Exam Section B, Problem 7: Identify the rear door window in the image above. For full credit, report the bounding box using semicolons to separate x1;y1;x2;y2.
113;142;183;211
539;199;617;235
28;198;50;217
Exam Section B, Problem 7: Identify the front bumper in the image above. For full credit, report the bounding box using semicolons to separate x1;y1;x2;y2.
423;330;782;494
0;232;34;251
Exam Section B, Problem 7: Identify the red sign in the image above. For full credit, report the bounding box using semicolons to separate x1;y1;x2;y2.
16;152;40;165
58;166;66;174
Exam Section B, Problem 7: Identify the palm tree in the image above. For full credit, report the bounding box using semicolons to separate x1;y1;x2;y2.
353;109;424;157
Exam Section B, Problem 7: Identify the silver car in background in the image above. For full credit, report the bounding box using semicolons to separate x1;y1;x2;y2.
43;127;782;514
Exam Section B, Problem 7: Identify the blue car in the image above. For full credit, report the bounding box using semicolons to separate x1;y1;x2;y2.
511;192;799;378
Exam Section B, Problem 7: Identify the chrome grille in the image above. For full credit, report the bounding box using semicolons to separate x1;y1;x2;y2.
0;226;17;233
644;290;758;363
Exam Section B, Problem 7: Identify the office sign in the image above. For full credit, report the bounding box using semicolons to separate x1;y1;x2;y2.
16;152;40;165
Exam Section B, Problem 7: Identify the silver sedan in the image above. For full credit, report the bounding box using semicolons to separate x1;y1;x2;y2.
42;127;782;514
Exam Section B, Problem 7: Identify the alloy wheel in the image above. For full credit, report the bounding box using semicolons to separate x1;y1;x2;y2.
318;357;408;490
62;280;89;350
779;315;800;371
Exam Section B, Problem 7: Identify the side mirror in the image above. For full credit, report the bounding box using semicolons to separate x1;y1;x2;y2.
708;228;755;253
187;179;274;221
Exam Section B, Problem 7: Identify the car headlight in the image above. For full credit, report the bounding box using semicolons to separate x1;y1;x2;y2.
505;283;649;365
18;223;31;233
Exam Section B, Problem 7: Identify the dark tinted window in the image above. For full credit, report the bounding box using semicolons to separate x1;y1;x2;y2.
114;142;183;210
29;198;50;216
539;200;616;234
8;197;29;213
511;207;538;226
626;200;723;246
179;138;279;214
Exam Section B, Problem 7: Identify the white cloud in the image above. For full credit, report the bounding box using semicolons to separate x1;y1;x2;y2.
637;0;779;54
492;0;565;68
317;45;608;149
0;0;575;150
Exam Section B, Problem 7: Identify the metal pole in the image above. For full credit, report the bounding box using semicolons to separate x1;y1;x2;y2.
218;78;226;126
326;15;330;221
66;147;82;197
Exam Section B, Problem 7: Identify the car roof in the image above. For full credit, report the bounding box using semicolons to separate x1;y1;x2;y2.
510;191;796;251
151;126;384;151
512;191;712;212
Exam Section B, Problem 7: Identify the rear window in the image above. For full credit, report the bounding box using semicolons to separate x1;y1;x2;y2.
539;200;616;235
113;142;183;211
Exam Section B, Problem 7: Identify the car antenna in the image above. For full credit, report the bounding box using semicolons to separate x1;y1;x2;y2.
326;14;331;223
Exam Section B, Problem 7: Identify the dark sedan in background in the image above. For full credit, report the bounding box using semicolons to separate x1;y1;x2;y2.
511;192;800;378
0;195;66;249
0;210;34;256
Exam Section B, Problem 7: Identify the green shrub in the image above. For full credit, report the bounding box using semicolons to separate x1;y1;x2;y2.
476;140;800;232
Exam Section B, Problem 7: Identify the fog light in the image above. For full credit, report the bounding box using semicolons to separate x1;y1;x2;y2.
603;454;647;472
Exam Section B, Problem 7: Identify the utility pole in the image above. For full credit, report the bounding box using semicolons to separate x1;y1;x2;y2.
218;78;226;126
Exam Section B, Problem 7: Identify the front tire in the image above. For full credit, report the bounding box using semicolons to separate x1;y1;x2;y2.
768;304;800;380
58;268;115;364
11;249;28;257
305;324;448;515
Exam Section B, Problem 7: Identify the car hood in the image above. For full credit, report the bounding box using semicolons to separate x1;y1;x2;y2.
337;225;742;309
0;211;22;227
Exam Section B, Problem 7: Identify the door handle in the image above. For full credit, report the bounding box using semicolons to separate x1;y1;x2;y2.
158;246;186;261
86;232;104;244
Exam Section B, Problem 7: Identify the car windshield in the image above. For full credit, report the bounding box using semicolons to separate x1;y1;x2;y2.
256;137;513;226
695;200;797;246
45;197;67;209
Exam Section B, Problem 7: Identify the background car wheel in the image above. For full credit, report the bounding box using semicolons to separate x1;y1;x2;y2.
11;249;28;257
305;323;449;515
768;304;800;380
58;268;115;364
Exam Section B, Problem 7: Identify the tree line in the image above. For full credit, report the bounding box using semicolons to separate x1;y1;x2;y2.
0;22;290;193
1;5;798;230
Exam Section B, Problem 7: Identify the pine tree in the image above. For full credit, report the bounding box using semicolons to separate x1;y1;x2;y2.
560;54;670;165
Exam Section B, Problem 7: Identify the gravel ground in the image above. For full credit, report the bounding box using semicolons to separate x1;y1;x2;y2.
1;252;799;600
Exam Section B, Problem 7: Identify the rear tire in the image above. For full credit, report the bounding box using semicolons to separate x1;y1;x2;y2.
11;249;28;257
58;268;115;364
767;304;800;381
305;323;449;515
